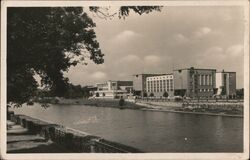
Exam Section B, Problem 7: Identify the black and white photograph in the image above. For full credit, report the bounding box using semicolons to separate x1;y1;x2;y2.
1;0;249;160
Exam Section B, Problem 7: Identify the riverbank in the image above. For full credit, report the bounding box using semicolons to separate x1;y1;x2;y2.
136;101;243;117
35;97;243;117
37;97;146;109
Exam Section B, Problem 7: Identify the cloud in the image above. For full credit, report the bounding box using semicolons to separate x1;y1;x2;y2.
197;46;225;67
90;71;107;80
202;46;225;59
113;30;139;42
193;27;212;38
143;55;161;66
226;44;243;57
204;46;224;54
173;33;189;43
120;54;141;63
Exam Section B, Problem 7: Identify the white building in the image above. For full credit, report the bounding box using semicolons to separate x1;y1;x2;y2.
215;70;236;98
146;74;174;97
94;80;133;99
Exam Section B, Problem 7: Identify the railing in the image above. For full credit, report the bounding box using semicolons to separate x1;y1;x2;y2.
8;113;142;153
91;139;130;153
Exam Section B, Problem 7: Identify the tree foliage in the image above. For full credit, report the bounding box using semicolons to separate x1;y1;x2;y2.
7;6;162;106
163;91;168;98
149;93;154;97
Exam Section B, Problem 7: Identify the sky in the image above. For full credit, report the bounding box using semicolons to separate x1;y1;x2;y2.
64;6;245;88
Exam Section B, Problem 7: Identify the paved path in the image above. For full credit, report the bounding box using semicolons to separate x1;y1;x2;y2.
7;120;69;153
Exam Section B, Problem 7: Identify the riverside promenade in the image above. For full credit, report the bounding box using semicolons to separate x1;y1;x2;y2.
7;111;142;153
7;120;69;153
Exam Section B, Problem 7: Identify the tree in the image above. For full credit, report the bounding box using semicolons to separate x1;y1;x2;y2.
220;86;226;96
7;6;162;107
143;92;148;97
174;89;186;97
149;93;154;97
95;92;100;97
163;91;168;98
213;88;218;95
236;88;244;99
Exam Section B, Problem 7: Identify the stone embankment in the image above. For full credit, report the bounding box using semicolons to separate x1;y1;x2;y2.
7;111;142;153
135;100;243;117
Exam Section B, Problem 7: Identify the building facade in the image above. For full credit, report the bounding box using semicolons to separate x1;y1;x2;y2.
215;71;236;98
95;80;133;98
146;74;174;97
173;67;216;98
132;74;163;97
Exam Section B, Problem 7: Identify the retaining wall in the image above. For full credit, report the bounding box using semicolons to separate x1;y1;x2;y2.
8;112;142;153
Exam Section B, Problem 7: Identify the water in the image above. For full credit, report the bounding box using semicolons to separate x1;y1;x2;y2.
11;103;243;152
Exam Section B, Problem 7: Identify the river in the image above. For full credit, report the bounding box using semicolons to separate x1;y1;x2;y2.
11;103;243;152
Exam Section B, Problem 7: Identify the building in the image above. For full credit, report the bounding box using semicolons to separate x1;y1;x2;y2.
215;70;236;98
146;74;174;97
94;80;133;98
85;85;97;97
173;67;216;98
132;74;164;97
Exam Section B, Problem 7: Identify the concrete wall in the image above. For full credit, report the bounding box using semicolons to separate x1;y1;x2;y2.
229;72;236;96
174;68;216;98
133;75;143;91
215;72;236;97
173;69;188;90
9;113;142;153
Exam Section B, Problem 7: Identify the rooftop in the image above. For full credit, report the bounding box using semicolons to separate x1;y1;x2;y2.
173;67;216;71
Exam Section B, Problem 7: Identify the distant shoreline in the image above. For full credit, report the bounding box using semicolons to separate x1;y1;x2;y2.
35;98;243;118
140;108;243;118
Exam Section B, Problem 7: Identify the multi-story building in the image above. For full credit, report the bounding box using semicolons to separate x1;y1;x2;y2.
215;70;236;98
146;74;174;97
95;80;133;99
132;74;164;97
173;67;216;98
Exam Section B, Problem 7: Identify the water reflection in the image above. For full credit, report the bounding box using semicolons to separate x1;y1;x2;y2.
11;103;243;152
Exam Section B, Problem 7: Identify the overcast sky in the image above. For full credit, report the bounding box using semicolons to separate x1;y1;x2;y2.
64;6;245;88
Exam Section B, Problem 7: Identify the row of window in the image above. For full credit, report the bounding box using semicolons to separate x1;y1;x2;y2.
198;74;213;86
146;80;174;92
190;88;213;92
147;76;173;81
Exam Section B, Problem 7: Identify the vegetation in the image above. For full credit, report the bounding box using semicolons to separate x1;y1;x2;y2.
236;88;244;99
7;6;162;107
96;92;100;97
174;89;186;97
149;93;154;97
220;86;226;96
163;91;168;98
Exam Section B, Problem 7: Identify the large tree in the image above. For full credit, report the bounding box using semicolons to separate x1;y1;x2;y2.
7;6;162;107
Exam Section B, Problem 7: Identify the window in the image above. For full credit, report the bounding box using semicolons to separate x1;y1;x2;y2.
210;75;212;85
200;75;203;85
205;75;208;85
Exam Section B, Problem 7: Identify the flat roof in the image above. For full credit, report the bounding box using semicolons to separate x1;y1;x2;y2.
132;73;165;76
147;73;173;77
173;68;216;71
216;71;236;73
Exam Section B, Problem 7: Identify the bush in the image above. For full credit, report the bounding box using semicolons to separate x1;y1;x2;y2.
149;93;154;97
96;92;99;97
163;91;168;98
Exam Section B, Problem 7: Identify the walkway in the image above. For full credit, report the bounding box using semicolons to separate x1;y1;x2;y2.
7;120;68;153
